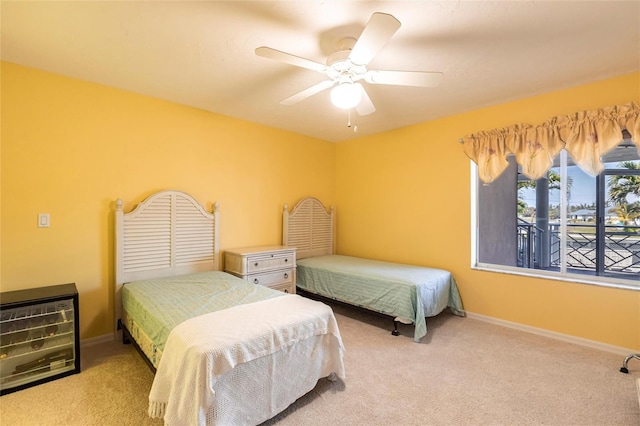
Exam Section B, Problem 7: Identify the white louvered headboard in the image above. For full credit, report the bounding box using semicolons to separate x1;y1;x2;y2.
114;190;220;331
283;197;334;259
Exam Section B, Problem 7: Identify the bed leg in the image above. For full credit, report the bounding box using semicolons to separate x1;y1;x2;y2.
392;320;399;336
119;319;132;345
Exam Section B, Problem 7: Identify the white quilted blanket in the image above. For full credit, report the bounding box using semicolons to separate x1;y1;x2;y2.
148;295;345;425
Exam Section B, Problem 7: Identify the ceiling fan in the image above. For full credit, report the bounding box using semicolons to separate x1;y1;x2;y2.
255;12;443;116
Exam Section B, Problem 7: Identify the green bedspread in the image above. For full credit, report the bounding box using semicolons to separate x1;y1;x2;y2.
122;271;283;354
296;255;465;342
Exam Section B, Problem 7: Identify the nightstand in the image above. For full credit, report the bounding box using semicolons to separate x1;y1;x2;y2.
224;245;296;294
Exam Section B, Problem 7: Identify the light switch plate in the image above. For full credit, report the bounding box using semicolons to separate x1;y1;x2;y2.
38;213;50;228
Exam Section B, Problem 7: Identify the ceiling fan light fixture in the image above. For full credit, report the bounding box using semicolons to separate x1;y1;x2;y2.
255;12;443;115
330;82;362;110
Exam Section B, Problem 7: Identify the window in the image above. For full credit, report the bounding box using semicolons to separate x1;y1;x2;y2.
474;135;640;289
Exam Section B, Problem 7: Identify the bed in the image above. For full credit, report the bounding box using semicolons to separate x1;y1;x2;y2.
115;190;345;425
283;196;465;343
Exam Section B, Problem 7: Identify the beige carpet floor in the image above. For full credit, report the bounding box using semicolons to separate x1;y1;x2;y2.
1;301;639;425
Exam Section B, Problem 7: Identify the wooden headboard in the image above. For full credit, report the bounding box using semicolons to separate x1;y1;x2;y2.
114;190;220;330
283;197;334;259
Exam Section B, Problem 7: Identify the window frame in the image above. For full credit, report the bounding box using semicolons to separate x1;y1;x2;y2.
470;157;640;292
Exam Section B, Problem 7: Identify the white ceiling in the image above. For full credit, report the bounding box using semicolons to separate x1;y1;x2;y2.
2;1;639;142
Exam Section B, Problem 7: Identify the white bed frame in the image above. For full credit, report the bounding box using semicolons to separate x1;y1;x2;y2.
283;196;468;341
114;190;220;333
283;196;413;332
283;197;335;259
113;191;346;424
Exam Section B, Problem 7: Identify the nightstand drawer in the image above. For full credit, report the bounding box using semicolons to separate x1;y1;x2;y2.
246;253;294;273
247;269;294;287
269;282;296;294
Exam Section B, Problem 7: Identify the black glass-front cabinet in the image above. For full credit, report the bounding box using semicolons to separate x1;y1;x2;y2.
0;283;80;395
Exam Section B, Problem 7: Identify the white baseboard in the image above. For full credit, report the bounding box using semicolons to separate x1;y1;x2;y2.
80;333;116;349
465;311;638;356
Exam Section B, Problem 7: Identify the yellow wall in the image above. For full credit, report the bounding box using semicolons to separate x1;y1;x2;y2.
2;61;639;351
336;72;640;351
1;62;336;339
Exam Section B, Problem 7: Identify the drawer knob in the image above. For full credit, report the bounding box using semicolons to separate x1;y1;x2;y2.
284;273;289;279
284;258;288;262
253;278;259;284
254;262;259;267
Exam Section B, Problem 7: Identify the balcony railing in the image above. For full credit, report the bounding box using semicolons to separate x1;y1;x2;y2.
517;218;540;269
517;220;640;280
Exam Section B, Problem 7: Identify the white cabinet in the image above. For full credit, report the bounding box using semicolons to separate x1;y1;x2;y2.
225;246;296;294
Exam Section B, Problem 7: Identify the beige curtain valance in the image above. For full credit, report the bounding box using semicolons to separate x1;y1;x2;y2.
462;102;640;183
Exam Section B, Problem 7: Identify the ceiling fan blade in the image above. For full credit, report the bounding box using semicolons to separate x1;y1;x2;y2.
255;46;326;72
355;84;376;116
348;12;401;66
365;70;443;87
281;80;336;105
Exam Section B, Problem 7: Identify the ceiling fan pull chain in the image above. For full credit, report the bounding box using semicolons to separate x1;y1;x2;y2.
346;110;359;133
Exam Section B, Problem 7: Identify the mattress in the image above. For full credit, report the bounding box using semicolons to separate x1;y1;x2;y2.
121;270;283;367
149;295;345;425
296;254;465;342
